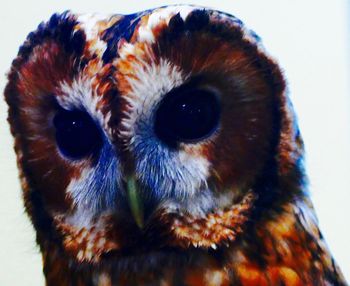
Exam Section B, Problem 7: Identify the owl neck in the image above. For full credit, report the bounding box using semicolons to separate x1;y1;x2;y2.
231;198;345;285
39;197;346;286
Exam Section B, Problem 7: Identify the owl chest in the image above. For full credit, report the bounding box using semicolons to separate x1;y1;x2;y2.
42;234;332;286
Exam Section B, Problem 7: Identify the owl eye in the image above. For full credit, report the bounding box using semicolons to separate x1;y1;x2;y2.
53;109;102;159
155;87;220;145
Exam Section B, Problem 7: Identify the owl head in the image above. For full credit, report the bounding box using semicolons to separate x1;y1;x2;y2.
5;5;304;263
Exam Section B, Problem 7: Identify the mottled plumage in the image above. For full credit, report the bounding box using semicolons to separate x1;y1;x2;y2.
4;5;347;285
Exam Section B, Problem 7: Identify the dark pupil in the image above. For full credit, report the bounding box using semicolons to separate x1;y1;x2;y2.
155;88;220;145
53;109;102;159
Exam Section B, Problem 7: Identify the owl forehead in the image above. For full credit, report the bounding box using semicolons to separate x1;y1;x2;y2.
73;5;262;66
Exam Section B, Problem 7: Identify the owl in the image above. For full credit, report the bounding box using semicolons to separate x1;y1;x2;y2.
4;5;347;286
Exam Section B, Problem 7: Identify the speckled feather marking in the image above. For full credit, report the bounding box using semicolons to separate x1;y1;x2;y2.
163;191;256;249
54;213;119;263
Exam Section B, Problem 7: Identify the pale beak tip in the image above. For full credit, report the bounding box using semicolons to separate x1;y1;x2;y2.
126;176;144;229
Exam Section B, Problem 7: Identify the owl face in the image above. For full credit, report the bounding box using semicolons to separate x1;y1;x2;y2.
5;5;302;262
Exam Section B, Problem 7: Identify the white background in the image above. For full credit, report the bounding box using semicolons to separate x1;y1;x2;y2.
0;1;349;285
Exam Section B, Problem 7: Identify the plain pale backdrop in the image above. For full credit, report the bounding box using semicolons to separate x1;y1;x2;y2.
0;1;349;285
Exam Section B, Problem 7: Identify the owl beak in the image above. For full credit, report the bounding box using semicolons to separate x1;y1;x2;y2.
126;176;144;229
